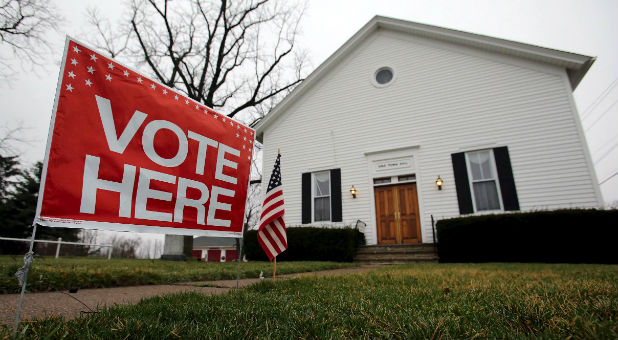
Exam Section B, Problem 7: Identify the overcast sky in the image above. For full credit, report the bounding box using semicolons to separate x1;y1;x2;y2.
2;0;617;207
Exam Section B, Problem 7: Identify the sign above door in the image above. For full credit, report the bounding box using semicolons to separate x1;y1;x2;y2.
373;157;415;173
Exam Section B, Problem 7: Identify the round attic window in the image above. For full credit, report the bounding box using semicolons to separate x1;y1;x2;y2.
374;67;394;86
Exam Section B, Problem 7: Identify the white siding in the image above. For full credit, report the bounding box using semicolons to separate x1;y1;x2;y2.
261;29;601;244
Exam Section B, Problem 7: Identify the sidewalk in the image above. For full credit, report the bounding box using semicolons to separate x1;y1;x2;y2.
0;265;383;325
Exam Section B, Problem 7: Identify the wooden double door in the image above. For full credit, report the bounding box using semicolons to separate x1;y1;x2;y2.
374;183;422;244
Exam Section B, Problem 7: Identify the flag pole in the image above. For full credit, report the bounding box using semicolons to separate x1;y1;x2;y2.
273;148;279;282
258;149;285;282
273;256;277;281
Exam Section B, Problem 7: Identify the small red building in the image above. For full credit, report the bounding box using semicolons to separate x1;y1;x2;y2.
192;237;238;262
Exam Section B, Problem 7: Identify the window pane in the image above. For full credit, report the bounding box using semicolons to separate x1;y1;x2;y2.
480;154;493;179
398;174;416;182
376;69;393;84
473;180;501;211
468;151;491;180
314;197;331;221
314;172;330;196
373;177;391;185
468;152;482;180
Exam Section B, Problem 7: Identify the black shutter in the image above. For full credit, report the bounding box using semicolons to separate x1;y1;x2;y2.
493;146;520;211
451;152;474;214
330;169;342;222
301;173;312;224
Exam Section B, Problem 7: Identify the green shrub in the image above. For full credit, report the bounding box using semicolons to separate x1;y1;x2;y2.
243;227;365;262
436;209;618;263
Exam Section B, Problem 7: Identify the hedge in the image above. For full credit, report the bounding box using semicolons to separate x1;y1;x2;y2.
243;227;365;262
436;209;618;263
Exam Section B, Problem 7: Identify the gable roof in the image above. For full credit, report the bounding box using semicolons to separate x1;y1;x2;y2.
193;236;236;248
254;15;594;142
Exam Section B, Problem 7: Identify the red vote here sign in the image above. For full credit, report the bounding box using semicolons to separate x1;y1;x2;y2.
34;38;254;237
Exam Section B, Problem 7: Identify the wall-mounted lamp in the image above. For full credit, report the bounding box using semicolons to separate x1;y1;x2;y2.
436;176;443;190
350;185;358;198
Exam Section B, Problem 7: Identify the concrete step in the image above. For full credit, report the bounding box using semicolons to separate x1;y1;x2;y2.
354;252;438;260
354;244;439;263
356;244;437;254
355;257;439;264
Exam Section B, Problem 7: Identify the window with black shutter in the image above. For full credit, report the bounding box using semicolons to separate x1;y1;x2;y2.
493;147;520;211
313;171;331;221
451;147;519;214
301;168;343;223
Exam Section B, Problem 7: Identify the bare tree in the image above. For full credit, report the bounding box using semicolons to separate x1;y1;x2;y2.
79;229;109;257
0;122;31;156
109;234;141;258
87;0;307;254
244;145;263;231
244;182;261;228
0;0;60;78
88;0;308;123
79;229;99;245
136;237;163;259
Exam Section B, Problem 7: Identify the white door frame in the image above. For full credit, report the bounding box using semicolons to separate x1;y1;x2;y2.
364;145;425;245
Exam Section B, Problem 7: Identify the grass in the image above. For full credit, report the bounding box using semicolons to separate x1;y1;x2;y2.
2;263;616;339
0;256;356;293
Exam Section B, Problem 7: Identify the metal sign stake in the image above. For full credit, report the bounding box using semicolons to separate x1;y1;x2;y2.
13;222;38;338
236;237;243;289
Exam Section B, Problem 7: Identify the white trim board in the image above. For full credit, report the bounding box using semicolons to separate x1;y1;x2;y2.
35;217;242;238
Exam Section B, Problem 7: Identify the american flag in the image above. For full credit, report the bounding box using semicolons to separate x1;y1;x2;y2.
257;153;287;261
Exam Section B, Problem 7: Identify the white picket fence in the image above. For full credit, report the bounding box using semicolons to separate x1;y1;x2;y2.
0;236;113;259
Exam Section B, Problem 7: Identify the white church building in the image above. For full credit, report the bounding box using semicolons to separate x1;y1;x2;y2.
254;16;603;245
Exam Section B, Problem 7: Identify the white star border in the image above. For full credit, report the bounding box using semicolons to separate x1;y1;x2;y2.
61;38;257;147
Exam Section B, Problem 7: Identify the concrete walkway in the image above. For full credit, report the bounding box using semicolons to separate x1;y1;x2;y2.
0;265;383;325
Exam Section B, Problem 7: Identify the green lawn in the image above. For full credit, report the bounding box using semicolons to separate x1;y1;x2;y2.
3;263;616;339
0;256;356;293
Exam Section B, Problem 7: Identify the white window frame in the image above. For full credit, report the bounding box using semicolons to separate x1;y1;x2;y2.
371;66;396;88
372;174;416;187
464;149;503;213
312;171;331;222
